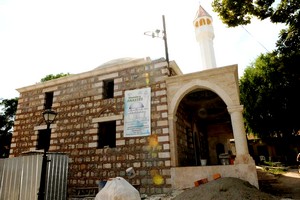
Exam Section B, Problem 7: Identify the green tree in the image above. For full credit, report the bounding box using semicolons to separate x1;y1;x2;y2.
240;52;300;138
40;73;70;82
212;0;300;55
211;0;299;26
0;98;18;158
212;0;300;138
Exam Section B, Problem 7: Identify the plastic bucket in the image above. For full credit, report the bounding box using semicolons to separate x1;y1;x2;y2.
200;159;207;166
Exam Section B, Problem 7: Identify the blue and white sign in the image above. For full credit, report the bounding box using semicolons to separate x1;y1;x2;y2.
124;87;151;137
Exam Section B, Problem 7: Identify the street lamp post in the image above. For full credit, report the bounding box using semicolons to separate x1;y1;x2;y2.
37;109;57;200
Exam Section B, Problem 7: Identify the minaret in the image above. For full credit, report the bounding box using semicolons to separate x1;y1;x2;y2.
194;5;217;70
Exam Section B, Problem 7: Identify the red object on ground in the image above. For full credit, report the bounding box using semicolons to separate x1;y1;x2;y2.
213;173;221;180
194;178;209;187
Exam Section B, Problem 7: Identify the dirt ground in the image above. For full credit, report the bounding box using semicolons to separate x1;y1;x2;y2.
144;166;300;200
257;166;300;200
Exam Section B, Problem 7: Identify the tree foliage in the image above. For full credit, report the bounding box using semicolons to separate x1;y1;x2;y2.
240;52;300;138
40;73;70;82
212;0;300;55
0;98;18;158
212;0;299;26
212;0;300;139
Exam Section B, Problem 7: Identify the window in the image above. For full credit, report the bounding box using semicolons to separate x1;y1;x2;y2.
44;92;54;110
98;121;116;148
36;129;51;151
103;79;114;99
206;18;211;25
200;19;205;26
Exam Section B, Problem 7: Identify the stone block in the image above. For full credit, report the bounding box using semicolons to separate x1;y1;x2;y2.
163;144;170;150
155;90;167;96
157;105;167;111
103;163;111;169
88;142;97;148
116;140;125;146
161;112;168;118
158;152;170;158
157;120;168;127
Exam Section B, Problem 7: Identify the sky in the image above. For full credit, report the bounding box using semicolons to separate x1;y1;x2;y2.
0;0;286;99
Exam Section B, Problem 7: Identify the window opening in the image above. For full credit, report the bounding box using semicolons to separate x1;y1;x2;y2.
200;19;205;26
36;129;51;151
206;18;211;25
44;92;54;110
103;79;114;99
98;121;116;148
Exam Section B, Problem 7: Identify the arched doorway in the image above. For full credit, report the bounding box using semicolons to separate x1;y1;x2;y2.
166;65;258;188
175;89;234;166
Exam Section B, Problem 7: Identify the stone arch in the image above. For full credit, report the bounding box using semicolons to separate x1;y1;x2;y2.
168;79;237;166
98;104;118;117
169;79;234;116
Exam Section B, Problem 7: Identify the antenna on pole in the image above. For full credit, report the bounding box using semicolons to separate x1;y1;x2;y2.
144;15;171;76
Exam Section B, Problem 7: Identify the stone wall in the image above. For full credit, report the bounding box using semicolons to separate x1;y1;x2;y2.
175;103;195;166
11;58;176;196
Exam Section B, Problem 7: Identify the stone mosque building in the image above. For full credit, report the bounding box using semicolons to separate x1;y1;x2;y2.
7;5;258;199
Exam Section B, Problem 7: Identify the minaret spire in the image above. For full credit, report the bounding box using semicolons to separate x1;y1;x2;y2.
194;5;217;70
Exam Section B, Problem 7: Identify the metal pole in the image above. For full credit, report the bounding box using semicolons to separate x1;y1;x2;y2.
162;15;169;67
37;124;50;200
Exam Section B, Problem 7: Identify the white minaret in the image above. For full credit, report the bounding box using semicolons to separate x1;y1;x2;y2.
194;5;217;70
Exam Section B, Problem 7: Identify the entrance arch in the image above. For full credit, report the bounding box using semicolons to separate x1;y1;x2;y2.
166;65;258;188
173;87;234;166
166;66;251;167
169;79;234;115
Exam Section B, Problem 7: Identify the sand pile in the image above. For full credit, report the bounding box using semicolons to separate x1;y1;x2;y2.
172;177;279;200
